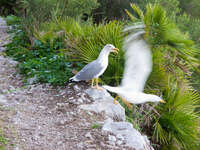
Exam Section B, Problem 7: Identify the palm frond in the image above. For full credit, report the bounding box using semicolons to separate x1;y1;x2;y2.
130;3;144;20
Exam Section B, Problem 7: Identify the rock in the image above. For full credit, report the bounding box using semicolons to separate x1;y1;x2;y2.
85;88;111;101
0;47;5;52
108;135;116;142
38;106;46;110
77;142;85;149
79;88;126;121
116;140;123;145
73;85;81;91
14;147;20;150
56;103;68;107
59;120;66;125
0;95;8;105
77;98;83;103
57;141;63;145
85;132;93;140
102;121;154;150
116;134;124;140
107;140;116;146
27;76;37;84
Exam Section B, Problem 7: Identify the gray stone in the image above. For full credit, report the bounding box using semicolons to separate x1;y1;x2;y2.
38;106;46;110
79;88;126;121
116;134;124;140
85;88;111;101
14;147;20;150
57;141;63;145
77;98;83;103
73;85;81;91
116;140;123;145
108;135;116;142
59;120;66;125
0;47;5;52
27;76;37;84
0;95;8;105
85;132;93;140
107;140;116;146
102;121;154;150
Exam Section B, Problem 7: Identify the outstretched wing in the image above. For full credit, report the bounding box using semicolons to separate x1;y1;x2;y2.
121;33;152;92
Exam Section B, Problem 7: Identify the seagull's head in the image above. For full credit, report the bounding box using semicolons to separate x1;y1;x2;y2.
104;44;119;54
148;94;165;103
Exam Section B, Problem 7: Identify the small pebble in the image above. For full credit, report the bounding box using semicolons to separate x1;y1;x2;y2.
85;132;93;140
108;135;116;142
116;140;123;145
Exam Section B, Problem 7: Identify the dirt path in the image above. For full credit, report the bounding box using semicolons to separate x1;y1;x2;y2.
0;18;133;150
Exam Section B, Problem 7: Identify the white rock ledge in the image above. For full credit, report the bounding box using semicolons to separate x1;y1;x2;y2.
79;87;154;150
79;88;126;121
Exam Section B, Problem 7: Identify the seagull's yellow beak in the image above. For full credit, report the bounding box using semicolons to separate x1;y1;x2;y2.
111;48;119;54
160;99;166;103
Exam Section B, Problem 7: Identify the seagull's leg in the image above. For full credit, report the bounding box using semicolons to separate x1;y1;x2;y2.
119;96;132;109
96;78;103;90
113;95;119;104
91;78;95;88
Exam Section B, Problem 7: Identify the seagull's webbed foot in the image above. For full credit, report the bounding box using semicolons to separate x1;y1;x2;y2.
96;86;103;90
125;101;132;109
95;78;103;90
119;96;132;109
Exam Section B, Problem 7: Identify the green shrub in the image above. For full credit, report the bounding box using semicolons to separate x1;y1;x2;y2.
36;18;125;85
5;24;75;86
18;54;73;85
0;129;7;150
5;15;21;25
126;3;200;149
154;79;200;150
176;13;200;43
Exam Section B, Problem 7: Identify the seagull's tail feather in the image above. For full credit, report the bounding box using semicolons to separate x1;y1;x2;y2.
102;85;121;93
65;77;77;85
68;78;74;83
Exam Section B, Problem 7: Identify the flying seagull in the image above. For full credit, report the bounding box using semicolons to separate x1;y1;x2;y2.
103;30;165;107
70;44;119;90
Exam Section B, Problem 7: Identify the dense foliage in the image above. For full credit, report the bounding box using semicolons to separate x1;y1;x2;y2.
125;4;200;149
6;22;74;86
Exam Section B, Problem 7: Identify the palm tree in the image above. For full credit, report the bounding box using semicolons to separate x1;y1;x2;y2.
126;3;200;150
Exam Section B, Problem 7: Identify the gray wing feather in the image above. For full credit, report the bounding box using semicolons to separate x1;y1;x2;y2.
73;60;104;81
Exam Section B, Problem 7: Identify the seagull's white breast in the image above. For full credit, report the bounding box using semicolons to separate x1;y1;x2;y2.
94;57;108;78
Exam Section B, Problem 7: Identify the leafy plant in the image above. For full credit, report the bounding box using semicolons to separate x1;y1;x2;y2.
0;129;7;150
5;23;74;86
37;18;125;85
154;79;200;150
5;15;21;25
126;3;200;149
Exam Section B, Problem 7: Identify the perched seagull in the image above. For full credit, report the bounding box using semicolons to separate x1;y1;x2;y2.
103;30;165;107
70;44;119;90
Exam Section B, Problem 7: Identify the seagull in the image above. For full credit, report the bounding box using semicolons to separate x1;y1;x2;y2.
69;44;119;90
103;30;165;107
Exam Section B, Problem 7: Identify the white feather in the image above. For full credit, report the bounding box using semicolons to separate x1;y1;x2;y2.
103;30;162;104
122;36;152;92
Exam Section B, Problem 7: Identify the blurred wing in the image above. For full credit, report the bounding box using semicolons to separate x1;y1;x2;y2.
121;34;152;92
